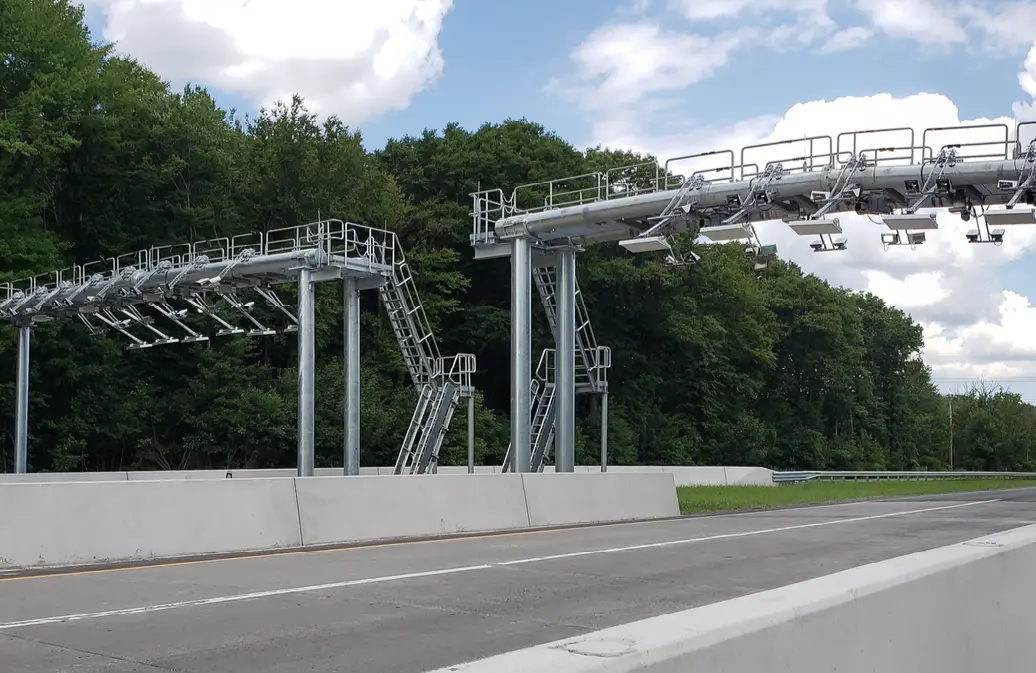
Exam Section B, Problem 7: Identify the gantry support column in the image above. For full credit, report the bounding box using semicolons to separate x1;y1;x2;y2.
14;325;30;474
344;277;361;476
297;269;316;477
600;391;609;472
510;237;533;473
467;396;475;474
555;248;577;473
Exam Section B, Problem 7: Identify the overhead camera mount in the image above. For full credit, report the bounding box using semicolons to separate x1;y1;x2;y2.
619;174;706;265
880;230;927;250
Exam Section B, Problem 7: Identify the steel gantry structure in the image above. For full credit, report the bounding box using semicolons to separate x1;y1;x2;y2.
472;212;613;476
471;122;1036;473
2;219;475;476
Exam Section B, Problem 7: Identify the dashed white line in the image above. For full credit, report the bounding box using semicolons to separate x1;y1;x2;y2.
0;565;494;631
0;498;998;631
494;499;1000;565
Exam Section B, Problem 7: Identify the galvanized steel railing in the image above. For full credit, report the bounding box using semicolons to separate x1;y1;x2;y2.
773;470;1036;484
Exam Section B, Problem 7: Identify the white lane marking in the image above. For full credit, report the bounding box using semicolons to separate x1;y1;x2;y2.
495;499;998;565
0;565;493;631
0;499;998;631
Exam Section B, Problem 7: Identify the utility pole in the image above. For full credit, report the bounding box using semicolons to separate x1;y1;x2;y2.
948;397;954;470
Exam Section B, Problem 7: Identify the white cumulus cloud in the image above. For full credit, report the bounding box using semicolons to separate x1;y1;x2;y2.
820;26;874;53
561;2;1036;394
862;271;950;309
563;23;747;110
81;0;453;124
853;0;967;45
1016;45;1036;121
670;0;829;21
1022;46;1036;97
957;1;1036;53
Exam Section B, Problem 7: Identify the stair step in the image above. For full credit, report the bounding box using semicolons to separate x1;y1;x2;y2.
394;382;460;474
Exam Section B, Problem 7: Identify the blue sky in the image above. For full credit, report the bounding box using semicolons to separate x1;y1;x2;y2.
82;0;1033;150
78;0;1036;398
81;0;609;149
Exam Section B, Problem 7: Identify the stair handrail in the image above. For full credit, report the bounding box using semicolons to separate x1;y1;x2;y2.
573;284;603;391
382;236;441;385
535;348;555;383
435;354;476;395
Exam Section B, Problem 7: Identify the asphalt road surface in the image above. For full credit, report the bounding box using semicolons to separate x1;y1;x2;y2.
2;488;1035;672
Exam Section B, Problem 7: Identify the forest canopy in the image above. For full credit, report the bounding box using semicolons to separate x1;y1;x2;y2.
1;0;1034;473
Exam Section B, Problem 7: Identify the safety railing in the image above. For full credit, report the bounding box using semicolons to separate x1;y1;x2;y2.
1;219;398;324
740;135;834;179
1017;121;1036;158
528;346;610;392
585;345;611;392
835;127;935;167
663;150;733;187
536;348;555;384
435;353;476;395
512;172;604;213
773;470;1036;484
603;161;666;198
923;123;1011;163
470;188;509;246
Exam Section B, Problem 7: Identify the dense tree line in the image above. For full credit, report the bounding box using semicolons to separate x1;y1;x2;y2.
2;0;1034;473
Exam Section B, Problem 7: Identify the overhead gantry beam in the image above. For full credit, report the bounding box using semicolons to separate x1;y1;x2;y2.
474;121;1036;257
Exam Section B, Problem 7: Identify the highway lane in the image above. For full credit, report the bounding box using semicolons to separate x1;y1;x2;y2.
2;489;1035;672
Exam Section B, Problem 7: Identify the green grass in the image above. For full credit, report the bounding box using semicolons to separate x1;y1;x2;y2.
677;479;1036;514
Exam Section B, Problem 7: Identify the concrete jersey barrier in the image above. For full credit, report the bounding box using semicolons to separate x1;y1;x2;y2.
522;473;679;527
294;474;532;545
0;478;303;569
426;522;1036;673
0;472;680;570
0;465;775;486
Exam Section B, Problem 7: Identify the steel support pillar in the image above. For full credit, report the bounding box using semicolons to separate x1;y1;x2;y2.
344;276;361;476
510;237;532;473
467;396;475;474
14;325;30;474
601;392;609;472
555;248;576;473
297;269;316;477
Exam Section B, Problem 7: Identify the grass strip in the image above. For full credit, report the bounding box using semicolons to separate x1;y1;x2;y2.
677;479;1036;515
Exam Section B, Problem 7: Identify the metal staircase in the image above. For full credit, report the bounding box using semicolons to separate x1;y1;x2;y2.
532;264;607;394
395;380;461;474
383;248;475;475
501;260;611;472
380;251;438;388
502;351;558;473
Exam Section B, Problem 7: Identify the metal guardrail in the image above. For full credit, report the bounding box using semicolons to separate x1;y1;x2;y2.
773;470;1036;484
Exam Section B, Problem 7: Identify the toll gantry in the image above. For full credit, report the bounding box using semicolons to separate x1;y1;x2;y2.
471;122;1036;473
473;194;613;475
0;220;475;476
